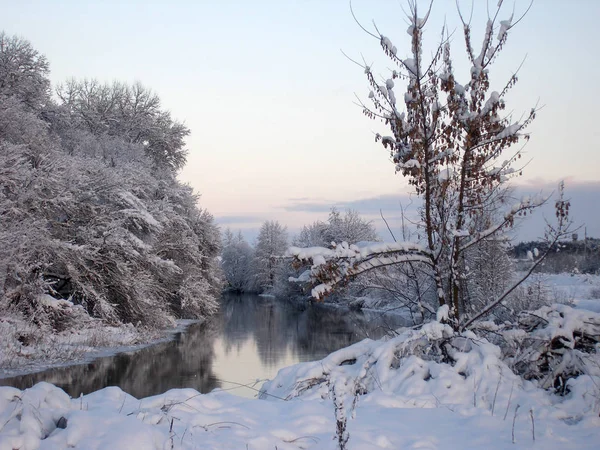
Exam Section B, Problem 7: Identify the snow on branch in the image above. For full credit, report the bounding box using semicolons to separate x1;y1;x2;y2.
288;241;433;300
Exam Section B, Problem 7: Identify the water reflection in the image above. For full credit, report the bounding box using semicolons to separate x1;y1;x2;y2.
0;294;406;398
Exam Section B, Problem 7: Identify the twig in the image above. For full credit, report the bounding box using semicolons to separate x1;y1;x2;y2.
380;209;397;242
118;395;126;413
168;417;174;450
218;379;288;401
283;435;320;444
204;421;250;430
503;381;514;421
512;404;520;444
529;408;535;441
491;373;501;416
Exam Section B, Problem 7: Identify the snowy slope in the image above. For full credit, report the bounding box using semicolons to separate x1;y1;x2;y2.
0;379;598;450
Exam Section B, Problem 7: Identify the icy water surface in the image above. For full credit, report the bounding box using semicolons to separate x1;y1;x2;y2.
0;294;407;398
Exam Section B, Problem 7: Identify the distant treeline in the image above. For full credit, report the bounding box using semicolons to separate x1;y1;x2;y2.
512;237;600;274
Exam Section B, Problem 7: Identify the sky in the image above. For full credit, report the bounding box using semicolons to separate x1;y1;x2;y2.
3;0;599;243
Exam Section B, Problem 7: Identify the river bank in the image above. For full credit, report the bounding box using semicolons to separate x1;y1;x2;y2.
0;313;201;379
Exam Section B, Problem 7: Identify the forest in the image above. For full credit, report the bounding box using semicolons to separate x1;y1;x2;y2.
0;32;222;340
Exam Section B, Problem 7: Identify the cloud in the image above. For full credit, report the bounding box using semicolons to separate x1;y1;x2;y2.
215;180;600;245
281;193;416;215
511;179;600;241
214;215;264;226
277;179;600;243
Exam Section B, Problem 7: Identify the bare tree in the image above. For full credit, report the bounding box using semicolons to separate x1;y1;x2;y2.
290;1;572;330
56;79;188;171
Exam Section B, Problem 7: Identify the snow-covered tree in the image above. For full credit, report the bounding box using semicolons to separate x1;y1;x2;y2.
295;221;330;248
221;229;254;292
295;208;378;247
56;79;188;171
324;208;379;244
252;221;288;292
289;2;573;330
0;32;221;330
0;32;50;109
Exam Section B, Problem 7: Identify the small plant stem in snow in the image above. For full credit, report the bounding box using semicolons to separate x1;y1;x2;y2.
529;408;535;441
491;374;501;416
512;404;521;444
504;382;514;421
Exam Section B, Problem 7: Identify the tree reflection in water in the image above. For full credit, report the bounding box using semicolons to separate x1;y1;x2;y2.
1;294;407;398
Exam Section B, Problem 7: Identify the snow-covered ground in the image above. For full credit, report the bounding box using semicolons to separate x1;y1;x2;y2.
1;326;599;449
0;376;598;450
1;273;599;449
538;272;600;312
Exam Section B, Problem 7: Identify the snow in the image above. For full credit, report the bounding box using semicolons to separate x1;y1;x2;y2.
495;123;520;140
37;294;73;310
399;158;420;169
381;36;397;56
438;167;453;182
2;274;600;448
403;58;417;76
436;304;450;322
498;18;512;41
288;241;429;263
532;272;600;313
481;91;501;117
3;337;598;450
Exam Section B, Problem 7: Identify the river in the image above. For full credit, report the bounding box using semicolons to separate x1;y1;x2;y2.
0;294;407;398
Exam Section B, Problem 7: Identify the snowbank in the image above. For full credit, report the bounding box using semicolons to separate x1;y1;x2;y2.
1;375;598;450
2;323;599;449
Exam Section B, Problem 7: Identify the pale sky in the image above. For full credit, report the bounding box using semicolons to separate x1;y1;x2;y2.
4;0;599;242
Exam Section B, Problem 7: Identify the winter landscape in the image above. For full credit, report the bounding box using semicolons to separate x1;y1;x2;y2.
1;0;600;449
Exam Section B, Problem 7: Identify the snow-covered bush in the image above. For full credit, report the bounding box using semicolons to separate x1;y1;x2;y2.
261;314;600;423
503;304;600;394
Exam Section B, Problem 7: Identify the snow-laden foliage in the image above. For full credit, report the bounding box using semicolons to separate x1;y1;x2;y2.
271;209;379;302
289;241;431;300
220;220;289;295
0;32;50;108
294;208;379;249
0;33;221;332
503;304;600;393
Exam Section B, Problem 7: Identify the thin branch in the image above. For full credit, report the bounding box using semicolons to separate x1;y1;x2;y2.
380;209;397;242
349;0;380;39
